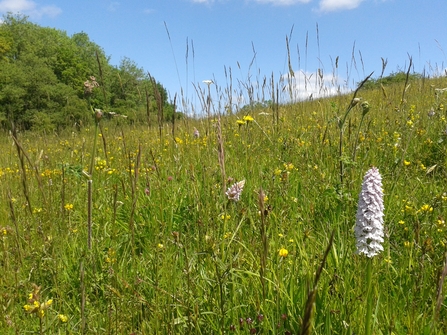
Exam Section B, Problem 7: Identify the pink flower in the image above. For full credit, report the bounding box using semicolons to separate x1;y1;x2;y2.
225;180;245;201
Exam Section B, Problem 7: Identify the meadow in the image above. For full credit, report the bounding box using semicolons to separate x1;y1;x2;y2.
1;63;447;335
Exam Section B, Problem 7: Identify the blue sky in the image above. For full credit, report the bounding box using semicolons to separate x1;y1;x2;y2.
1;0;446;112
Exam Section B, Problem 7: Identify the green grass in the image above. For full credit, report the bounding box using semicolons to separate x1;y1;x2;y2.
1;71;447;334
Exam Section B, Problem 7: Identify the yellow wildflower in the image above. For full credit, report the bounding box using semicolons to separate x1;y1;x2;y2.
279;248;289;258
419;204;433;212
64;203;74;211
58;314;68;323
243;115;254;122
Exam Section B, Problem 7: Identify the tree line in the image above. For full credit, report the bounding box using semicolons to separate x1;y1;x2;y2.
0;14;175;132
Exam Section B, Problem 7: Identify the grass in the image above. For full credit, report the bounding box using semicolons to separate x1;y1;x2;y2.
0;59;447;335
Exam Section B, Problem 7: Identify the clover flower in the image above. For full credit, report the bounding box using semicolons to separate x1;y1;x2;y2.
225;180;245;202
354;167;384;258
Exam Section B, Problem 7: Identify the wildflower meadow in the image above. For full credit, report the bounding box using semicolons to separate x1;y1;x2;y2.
1;59;447;335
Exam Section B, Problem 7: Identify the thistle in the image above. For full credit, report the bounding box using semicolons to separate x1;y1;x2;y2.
355;167;384;258
225;180;245;202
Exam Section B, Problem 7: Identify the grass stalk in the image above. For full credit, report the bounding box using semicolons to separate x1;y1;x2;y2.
337;72;373;187
301;231;334;335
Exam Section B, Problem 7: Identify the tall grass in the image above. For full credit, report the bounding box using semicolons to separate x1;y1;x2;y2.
0;41;447;335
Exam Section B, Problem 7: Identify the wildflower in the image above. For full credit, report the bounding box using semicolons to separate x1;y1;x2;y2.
279;248;289;258
419;204;433;213
403;160;411;166
284;163;294;171
157;243;164;250
58;314;68;323
243;115;254;122
193;128;200;138
225;180;245;202
23;285;53;319
354;167;385;258
236;119;246;125
64;203;74;211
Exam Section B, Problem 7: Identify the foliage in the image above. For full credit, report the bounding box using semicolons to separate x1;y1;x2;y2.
361;71;422;90
0;14;173;131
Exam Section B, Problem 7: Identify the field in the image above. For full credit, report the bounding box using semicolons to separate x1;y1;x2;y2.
1;68;447;334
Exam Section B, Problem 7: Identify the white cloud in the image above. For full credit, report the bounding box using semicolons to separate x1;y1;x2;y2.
282;69;351;101
0;0;61;18
0;0;35;12
318;0;364;12
253;0;312;4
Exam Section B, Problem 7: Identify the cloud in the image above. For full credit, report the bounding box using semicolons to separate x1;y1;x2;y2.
253;0;312;4
282;69;351;101
318;0;364;12
0;0;35;12
0;0;61;18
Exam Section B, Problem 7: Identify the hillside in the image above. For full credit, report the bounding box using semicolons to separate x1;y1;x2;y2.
0;36;447;333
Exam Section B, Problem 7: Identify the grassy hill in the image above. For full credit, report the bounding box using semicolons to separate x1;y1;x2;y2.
0;72;447;334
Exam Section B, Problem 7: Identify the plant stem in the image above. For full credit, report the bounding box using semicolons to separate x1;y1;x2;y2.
365;257;373;335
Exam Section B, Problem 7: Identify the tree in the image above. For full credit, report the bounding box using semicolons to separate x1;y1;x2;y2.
0;13;173;131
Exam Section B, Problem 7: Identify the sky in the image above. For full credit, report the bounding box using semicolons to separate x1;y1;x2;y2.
1;0;447;114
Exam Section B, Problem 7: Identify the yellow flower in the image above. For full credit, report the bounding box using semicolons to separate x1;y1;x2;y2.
157;243;164;250
403;160;411;166
419;204;433;212
64;203;74;211
58;314;68;323
284;163;294;171
243;115;254;122
274;168;282;176
236;119;246;125
279;248;289;258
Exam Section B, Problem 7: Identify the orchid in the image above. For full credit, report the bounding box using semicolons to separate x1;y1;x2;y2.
354;167;384;258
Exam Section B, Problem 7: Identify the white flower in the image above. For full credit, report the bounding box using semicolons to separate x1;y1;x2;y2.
355;167;384;258
225;180;245;202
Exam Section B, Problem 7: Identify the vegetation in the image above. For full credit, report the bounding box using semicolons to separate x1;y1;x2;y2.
1;16;447;334
0;14;174;132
